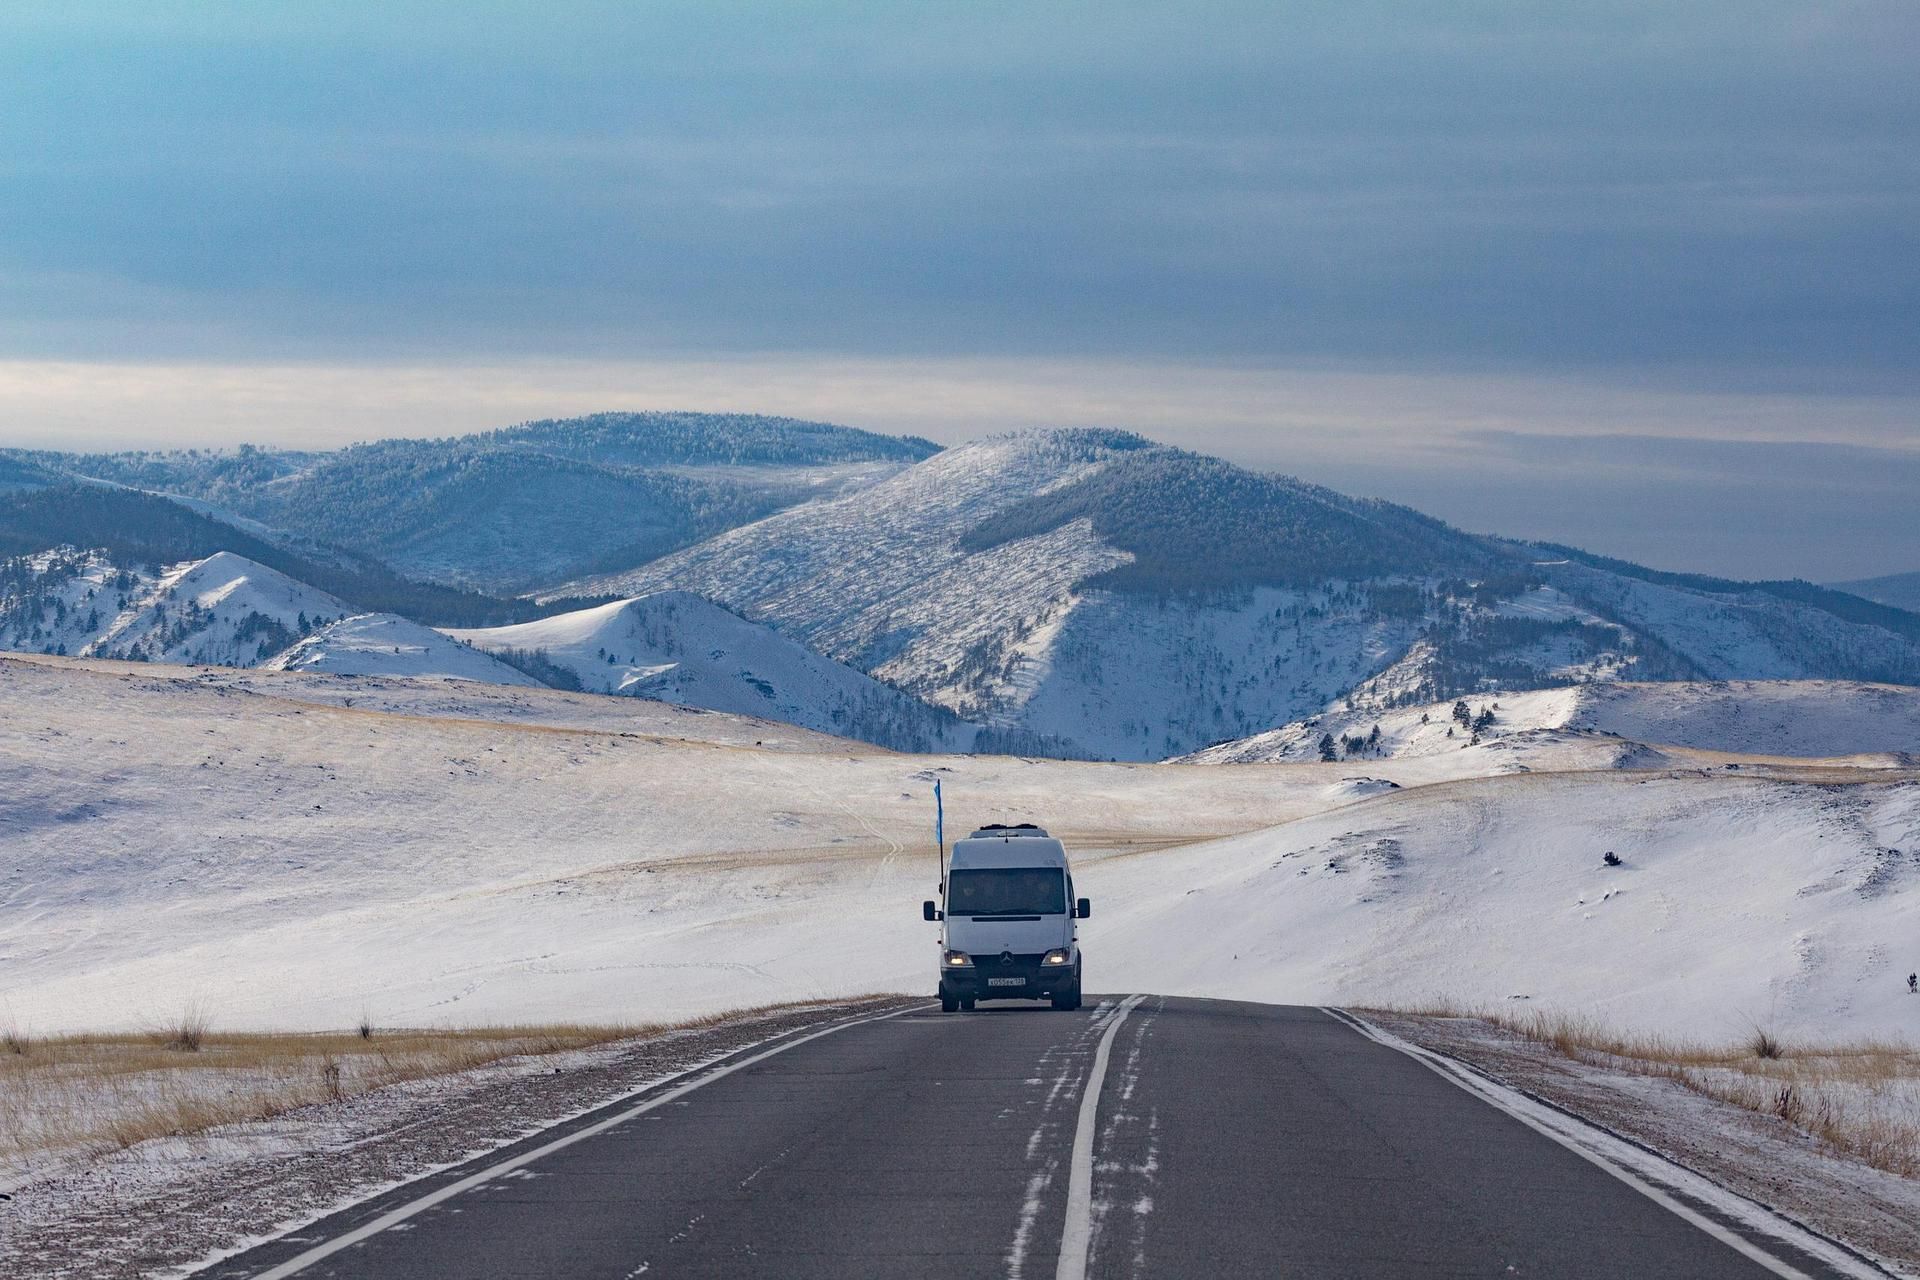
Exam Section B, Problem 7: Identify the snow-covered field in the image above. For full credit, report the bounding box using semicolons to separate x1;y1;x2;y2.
5;653;1917;1051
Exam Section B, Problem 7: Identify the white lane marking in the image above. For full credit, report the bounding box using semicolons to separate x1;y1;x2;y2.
1009;1014;1111;1276
1055;993;1145;1280
1320;1008;1890;1280
241;1004;923;1280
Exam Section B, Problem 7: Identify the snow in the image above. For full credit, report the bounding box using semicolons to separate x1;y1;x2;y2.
447;591;980;751
266;614;541;686
1091;768;1920;1043
1541;558;1920;684
5;653;1917;1049
1181;680;1920;766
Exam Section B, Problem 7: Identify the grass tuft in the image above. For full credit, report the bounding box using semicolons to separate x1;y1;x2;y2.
154;1003;211;1053
319;1053;345;1103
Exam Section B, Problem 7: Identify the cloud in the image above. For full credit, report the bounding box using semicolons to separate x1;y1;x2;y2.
0;2;1915;390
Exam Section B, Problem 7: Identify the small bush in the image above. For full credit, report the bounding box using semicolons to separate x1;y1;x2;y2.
2;1025;28;1056
357;1013;374;1041
1750;1027;1784;1060
157;1003;210;1052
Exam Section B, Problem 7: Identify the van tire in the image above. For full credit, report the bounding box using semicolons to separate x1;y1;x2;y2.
1051;984;1081;1011
940;992;959;1013
960;998;976;1011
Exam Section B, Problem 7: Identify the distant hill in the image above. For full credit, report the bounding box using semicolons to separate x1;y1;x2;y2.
1179;680;1920;765
568;429;1920;760
1833;570;1920;614
8;412;940;593
0;483;549;627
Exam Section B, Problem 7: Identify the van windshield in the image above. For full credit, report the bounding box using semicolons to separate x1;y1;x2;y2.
946;867;1066;916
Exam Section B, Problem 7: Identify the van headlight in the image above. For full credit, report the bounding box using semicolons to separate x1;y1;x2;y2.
943;950;973;967
1042;949;1071;966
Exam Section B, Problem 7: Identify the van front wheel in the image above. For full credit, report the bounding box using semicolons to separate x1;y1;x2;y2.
940;991;959;1013
1051;983;1081;1011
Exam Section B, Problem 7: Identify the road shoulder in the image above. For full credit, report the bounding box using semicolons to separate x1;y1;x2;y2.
1363;1012;1920;1278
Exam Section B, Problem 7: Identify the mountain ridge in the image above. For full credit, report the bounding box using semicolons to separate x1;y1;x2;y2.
566;428;1920;759
5;411;941;593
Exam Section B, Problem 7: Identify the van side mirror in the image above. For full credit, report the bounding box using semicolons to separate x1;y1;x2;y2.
1076;897;1091;919
923;900;942;922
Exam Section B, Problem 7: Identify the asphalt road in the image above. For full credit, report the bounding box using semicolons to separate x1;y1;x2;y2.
207;998;1867;1279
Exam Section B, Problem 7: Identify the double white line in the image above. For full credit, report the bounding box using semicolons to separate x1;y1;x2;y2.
1054;994;1147;1280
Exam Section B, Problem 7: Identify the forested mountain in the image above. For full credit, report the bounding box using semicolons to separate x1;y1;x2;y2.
959;448;1493;593
472;411;939;467
1833;569;1920;614
7;412;940;592
571;429;1920;760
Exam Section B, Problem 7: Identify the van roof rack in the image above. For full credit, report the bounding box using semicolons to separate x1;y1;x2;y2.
968;822;1050;838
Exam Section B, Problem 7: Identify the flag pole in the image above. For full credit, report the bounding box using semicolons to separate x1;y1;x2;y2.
934;778;946;894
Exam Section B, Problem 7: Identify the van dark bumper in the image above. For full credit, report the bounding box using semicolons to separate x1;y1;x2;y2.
939;954;1077;997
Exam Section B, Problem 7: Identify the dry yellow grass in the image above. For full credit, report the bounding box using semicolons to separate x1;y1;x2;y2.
0;999;871;1174
1375;1004;1920;1178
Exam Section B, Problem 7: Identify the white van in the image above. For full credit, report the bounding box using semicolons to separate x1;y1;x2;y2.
922;823;1089;1012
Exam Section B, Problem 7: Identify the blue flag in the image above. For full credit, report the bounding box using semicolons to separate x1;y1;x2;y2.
933;778;944;854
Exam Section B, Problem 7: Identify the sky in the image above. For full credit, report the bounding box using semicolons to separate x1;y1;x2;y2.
1;1;1916;581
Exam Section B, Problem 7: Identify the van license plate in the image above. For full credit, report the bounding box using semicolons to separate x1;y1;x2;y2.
987;977;1025;987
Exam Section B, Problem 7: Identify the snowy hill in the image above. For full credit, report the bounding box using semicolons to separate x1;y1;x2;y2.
265;613;542;686
449;591;1015;754
565;430;1920;761
0;547;1028;751
1093;765;1920;1041
0;548;355;666
1181;680;1920;765
561;432;1451;758
0;547;532;687
4;652;1915;1045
